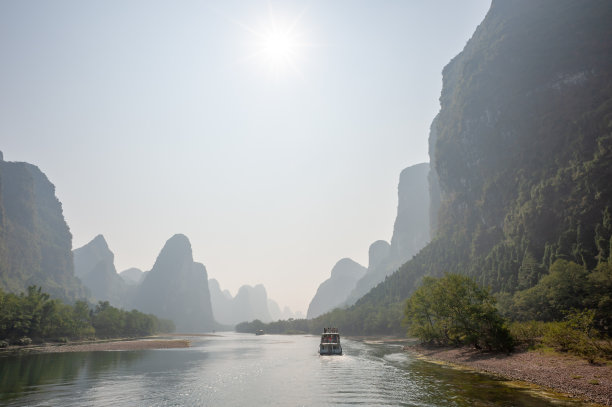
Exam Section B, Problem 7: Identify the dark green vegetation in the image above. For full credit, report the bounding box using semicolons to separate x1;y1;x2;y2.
0;286;174;345
0;157;88;301
238;1;612;361
510;310;612;362
403;274;512;351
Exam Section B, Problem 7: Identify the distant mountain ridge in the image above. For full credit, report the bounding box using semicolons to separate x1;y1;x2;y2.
134;234;215;333
306;258;366;319
119;267;145;285
0;152;296;332
73;234;128;307
343;163;430;306
209;278;299;325
306;162;430;315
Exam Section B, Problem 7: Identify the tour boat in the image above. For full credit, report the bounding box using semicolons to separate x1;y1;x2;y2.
319;327;342;355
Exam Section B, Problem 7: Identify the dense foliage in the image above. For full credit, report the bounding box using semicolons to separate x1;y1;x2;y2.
0;286;174;344
402;274;512;351
502;260;612;332
510;310;612;362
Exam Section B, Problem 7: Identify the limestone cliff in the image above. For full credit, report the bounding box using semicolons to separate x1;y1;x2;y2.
0;153;87;300
344;163;430;306
135;234;215;332
306;258;366;319
73;234;127;306
334;0;612;335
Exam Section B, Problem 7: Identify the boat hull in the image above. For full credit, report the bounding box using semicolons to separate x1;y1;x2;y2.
319;344;342;355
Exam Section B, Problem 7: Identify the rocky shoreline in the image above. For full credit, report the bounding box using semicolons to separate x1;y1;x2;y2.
1;338;191;354
406;344;612;406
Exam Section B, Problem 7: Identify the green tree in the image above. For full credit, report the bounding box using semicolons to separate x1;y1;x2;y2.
403;274;513;351
512;260;588;321
92;301;126;338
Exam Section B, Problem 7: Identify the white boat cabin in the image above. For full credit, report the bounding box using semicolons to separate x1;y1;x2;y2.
319;327;342;355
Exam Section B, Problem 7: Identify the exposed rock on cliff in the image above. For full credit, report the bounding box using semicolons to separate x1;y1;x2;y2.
332;0;612;335
344;163;430;306
0;153;87;300
307;258;366;319
73;234;127;306
135;234;215;332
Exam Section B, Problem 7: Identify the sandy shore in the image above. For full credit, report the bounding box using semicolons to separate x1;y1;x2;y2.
407;344;612;406
3;338;191;354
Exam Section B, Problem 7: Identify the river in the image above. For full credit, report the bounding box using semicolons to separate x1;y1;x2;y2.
0;333;587;406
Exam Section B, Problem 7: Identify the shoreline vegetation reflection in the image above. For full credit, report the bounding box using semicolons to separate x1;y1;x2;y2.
0;333;588;406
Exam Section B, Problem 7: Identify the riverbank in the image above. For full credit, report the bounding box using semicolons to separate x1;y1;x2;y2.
406;344;612;406
1;337;191;354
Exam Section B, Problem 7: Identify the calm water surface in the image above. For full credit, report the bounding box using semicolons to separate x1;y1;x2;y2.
0;333;586;406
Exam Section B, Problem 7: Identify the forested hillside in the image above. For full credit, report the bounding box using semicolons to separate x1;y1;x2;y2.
302;0;612;335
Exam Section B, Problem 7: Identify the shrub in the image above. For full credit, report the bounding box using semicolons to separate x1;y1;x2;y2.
17;336;32;346
403;274;513;352
509;320;546;348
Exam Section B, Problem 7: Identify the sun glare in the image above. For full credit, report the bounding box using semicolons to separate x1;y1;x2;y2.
263;31;294;61
259;28;299;73
238;6;312;78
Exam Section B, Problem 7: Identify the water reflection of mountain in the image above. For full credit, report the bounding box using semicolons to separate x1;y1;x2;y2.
0;351;143;403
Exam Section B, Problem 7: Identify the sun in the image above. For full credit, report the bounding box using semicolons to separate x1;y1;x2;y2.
258;27;300;74
262;30;295;62
237;6;312;78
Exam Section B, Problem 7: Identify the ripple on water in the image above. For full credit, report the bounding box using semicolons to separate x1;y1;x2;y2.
0;334;591;407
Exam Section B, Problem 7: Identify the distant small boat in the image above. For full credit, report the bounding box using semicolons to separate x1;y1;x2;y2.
319;327;342;355
255;329;265;336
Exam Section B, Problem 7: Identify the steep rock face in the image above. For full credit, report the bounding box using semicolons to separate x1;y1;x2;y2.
73;235;127;306
0;154;87;300
231;284;272;324
135;234;215;332
431;0;612;290
368;240;391;271
343;241;390;306
428;117;443;236
119;267;145;285
208;278;233;325
389;163;430;264
335;0;612;335
344;163;430;306
307;258;366;319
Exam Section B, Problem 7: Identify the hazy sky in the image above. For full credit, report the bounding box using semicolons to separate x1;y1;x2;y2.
1;0;490;314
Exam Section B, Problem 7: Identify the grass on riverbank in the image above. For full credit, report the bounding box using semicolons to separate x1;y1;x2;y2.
509;313;612;364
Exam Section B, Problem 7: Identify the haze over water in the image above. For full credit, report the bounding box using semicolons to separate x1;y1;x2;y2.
1;334;586;406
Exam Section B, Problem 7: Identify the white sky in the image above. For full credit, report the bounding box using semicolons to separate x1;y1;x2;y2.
0;0;490;314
